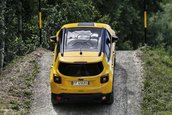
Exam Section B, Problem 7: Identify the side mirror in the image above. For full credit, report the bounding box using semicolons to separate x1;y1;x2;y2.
112;36;118;43
49;36;56;51
50;36;57;42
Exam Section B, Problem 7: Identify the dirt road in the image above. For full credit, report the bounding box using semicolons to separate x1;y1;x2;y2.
30;50;143;115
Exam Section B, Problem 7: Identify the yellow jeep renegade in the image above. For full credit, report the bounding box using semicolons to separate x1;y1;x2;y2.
50;22;118;104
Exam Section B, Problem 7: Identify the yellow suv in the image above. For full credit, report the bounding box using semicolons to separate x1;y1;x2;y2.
50;23;118;104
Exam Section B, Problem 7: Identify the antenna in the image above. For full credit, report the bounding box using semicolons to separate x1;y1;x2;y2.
80;48;82;55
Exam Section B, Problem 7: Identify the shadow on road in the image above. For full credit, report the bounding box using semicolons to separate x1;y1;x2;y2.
53;103;111;115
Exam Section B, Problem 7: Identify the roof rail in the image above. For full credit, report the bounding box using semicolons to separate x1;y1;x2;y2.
60;29;65;56
98;29;104;56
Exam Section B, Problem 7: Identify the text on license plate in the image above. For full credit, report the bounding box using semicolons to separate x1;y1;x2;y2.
72;81;89;86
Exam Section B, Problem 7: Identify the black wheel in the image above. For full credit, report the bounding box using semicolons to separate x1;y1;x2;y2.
106;63;115;104
105;69;115;105
114;51;116;66
105;91;114;104
51;93;58;105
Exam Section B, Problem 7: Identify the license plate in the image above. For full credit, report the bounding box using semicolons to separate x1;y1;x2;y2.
72;81;89;86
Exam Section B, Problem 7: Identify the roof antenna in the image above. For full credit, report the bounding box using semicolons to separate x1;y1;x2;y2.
80;48;82;55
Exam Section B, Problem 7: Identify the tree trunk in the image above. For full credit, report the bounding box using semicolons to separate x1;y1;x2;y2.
0;1;6;73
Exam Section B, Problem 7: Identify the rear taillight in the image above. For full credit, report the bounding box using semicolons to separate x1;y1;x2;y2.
53;74;62;84
100;74;109;83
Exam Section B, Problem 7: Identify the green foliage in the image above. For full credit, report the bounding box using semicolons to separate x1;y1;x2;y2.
147;2;172;54
4;0;168;64
2;0;172;63
4;0;39;65
43;0;100;37
1;0;172;113
93;0;144;49
118;40;133;50
141;47;172;114
43;0;148;50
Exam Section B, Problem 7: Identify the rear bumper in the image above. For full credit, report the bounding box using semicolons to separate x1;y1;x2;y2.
51;93;111;103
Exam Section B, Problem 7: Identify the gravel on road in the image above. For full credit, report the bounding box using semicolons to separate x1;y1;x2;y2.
30;50;143;115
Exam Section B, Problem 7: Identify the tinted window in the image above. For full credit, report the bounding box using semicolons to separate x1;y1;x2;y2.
55;30;62;59
105;31;111;60
58;62;103;76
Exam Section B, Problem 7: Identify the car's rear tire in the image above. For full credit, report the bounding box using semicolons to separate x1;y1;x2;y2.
104;91;114;104
51;93;58;105
105;68;115;105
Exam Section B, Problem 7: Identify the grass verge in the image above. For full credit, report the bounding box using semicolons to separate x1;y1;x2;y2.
0;49;42;115
141;47;172;115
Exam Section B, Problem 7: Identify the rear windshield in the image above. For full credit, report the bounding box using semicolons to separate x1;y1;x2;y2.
58;62;103;76
64;28;103;52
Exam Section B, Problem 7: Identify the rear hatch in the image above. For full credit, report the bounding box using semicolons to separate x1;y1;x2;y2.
57;62;105;93
56;52;106;92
